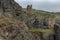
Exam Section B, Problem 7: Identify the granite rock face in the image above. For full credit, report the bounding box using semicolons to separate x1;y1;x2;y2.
0;0;22;17
0;0;42;40
0;0;60;40
0;17;42;40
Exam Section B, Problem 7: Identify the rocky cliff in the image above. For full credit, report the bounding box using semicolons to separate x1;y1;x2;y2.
0;0;42;40
0;0;60;40
0;0;22;17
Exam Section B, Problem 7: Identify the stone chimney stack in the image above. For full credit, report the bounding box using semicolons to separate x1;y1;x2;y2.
27;5;32;14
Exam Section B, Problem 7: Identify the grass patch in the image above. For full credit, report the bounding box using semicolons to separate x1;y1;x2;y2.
29;28;53;33
0;17;16;24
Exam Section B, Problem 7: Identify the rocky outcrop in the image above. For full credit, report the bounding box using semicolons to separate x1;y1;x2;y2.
0;0;60;40
0;17;43;40
0;0;22;17
0;0;43;40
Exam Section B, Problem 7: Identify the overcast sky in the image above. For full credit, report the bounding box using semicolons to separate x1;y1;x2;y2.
15;0;60;12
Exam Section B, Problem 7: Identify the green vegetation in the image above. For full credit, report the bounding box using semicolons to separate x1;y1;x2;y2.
29;28;53;33
0;17;16;24
23;8;59;33
23;8;60;20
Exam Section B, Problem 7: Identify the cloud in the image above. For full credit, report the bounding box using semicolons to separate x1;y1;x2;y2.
15;0;60;12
